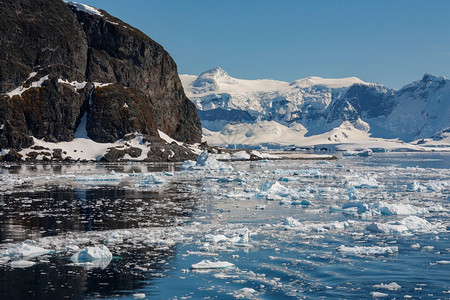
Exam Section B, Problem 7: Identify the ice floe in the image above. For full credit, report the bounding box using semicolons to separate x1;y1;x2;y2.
0;240;51;259
191;260;235;269
336;245;398;255
372;282;402;290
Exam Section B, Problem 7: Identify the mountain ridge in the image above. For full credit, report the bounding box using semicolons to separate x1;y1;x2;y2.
181;68;449;147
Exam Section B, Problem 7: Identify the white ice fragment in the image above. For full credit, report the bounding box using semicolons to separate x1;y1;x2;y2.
400;216;433;232
204;234;229;243
336;245;398;255
1;240;51;259
342;201;368;214
70;245;112;263
422;246;434;251
372;282;401;290
436;260;450;264
234;287;257;298
410;243;420;249
284;217;301;227
133;293;146;299
370;291;389;298
372;202;428;216
367;216;433;234
366;222;409;235
9;260;36;269
407;181;426;192
191;259;234;269
260;181;292;198
180;151;233;171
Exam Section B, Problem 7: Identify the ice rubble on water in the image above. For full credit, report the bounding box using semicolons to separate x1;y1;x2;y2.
180;151;234;171
336;245;398;255
0;240;51;259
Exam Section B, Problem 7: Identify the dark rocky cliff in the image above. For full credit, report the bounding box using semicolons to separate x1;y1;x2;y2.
0;0;202;150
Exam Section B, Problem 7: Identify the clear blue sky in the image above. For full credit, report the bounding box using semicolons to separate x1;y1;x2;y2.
76;0;450;88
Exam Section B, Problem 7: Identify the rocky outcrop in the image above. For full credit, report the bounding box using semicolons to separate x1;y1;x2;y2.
0;0;201;151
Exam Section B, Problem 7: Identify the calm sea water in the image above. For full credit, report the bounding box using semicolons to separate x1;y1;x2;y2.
0;152;449;299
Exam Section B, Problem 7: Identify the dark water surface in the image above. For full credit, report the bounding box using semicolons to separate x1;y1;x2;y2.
0;154;449;299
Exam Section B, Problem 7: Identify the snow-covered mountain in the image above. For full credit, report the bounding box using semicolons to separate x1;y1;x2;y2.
181;68;450;147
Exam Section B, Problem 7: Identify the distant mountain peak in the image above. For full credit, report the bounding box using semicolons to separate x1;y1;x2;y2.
421;73;446;83
193;67;232;89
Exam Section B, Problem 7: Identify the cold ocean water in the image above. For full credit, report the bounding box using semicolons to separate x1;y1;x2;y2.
0;152;449;299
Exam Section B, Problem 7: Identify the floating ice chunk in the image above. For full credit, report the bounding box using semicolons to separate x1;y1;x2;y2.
9;260;36;269
366;222;409;234
410;243;420;249
400;216;433;232
133;294;146;299
284;217;301;226
336;245;398;255
70;245;112;263
1;240;51;259
372;282;402;290
234;287;257;299
370;291;388;298
316;160;331;166
181;151;233;171
347;175;380;188
342;201;368;214
204;234;229;243
139;174;167;187
372;202;429;216
104;232;124;245
426;182;444;192
407;181;426;192
191;260;235;269
436;260;450;264
367;216;433;234
261;181;292;198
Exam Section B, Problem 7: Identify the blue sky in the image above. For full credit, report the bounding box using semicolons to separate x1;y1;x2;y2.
77;0;450;88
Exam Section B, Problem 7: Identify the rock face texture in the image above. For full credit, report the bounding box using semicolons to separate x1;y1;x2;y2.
0;0;201;150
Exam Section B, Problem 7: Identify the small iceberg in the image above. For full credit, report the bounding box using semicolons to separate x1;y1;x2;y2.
70;245;113;269
9;260;36;269
191;259;235;269
180;151;233;171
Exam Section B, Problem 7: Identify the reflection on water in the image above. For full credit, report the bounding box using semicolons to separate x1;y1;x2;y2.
0;186;195;243
0;162;196;299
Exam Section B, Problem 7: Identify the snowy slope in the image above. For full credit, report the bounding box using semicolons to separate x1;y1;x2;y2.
180;67;368;124
181;68;450;148
369;74;450;141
